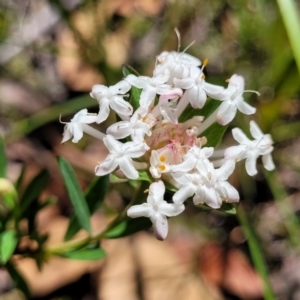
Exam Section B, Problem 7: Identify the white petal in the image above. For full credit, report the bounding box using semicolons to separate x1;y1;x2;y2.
110;96;133;116
249;120;263;140
219;181;239;203
103;134;121;153
139;87;157;107
111;80;131;94
262;153;275;171
232;128;250;144
118;157;139;179
217;101;237;125
159;202;185;217
224;145;246;161
107;121;132;139
71;123;83;143
97;98;110;124
216;159;235;181
236;98;256;115
149;181;165;200
228;74;245;91
189;86;207;109
90;84;108;100
153;214;168;240
173;183;195;204
203;82;225;97
95;157;118;176
245;154;258;176
173;77;194;89
61;125;73;143
127;203;152;218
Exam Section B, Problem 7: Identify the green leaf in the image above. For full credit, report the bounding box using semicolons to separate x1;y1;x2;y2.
104;217;152;239
15;164;26;192
0;230;18;263
202;122;228;147
20;169;49;215
179;99;221;123
109;173;128;183
6;261;31;298
0;136;7;178
122;64;139;77
61;247;106;260
64;175;109;241
218;203;237;215
58;157;91;234
129;171;152;188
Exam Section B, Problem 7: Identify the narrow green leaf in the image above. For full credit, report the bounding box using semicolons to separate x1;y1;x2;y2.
179;99;221;123
58;157;91;233
104;217;152;239
62;248;106;260
64;175;109;241
6;261;31;298
15;165;26;192
130;87;142;111
0;230;18;263
218;203;237;215
0;136;7;177
122;64;139;77
20;169;49;215
202;122;228;147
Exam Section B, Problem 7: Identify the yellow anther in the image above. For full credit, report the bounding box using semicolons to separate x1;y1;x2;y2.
201;74;206;79
203;58;209;66
159;165;166;171
144;189;149;193
159;155;166;162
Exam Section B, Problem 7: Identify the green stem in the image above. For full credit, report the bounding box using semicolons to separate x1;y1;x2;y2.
277;0;300;77
236;204;275;300
46;181;149;255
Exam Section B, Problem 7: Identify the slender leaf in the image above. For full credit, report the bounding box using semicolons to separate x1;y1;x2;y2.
202;122;228;147
122;64;139;77
15;164;26;192
179;99;221;123
0;136;7;178
104;217;152;239
6;261;31;298
58;157;91;233
0;230;18;263
20;169;49;215
61;248;106;260
64;175;109;241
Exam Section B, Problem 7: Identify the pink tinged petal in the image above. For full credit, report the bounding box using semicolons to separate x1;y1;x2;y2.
159;88;183;100
149;181;165;199
245;154;259;176
159;202;185;217
71;123;83;143
216;159;235;181
107;122;132;139
97;99;110;124
188;86;207;109
249;120;263;140
218;181;239;203
153;214;168;241
127;203;152;218
110;96;133;117
224;145;246;161
232;128;250;144
236;98;256;115
173;183;195;204
95;156;118;176
118;156;139;179
173;77;195;89
262;153;275;171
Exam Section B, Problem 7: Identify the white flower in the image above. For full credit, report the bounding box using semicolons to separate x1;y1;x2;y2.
61;109;97;143
106;106;153;143
126;71;181;108
95;134;148;179
216;74;257;125
174;65;224;109
127;181;185;240
154;51;201;82
224;121;275;176
172;160;239;208
171;145;214;173
90;80;132;124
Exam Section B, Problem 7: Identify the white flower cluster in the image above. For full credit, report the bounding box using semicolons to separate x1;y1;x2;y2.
61;47;275;240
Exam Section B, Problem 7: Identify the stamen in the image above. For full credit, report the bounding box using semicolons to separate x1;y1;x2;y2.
160;155;166;162
174;28;181;52
243;90;260;96
159;165;166;171
59;114;68;125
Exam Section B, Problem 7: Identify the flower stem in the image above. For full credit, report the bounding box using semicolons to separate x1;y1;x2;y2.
236;204;275;300
82;124;105;140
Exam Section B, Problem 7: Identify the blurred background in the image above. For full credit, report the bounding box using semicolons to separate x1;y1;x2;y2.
0;0;300;299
